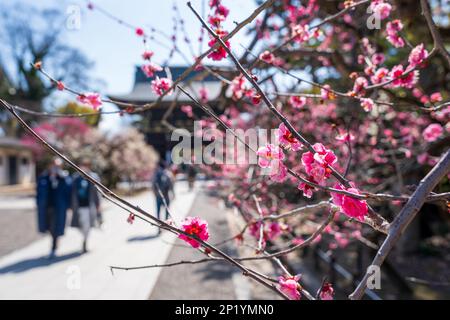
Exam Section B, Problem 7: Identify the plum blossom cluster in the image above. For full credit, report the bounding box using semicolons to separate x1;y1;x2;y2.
296;143;338;198
331;184;368;221
206;0;230;61
151;77;173;96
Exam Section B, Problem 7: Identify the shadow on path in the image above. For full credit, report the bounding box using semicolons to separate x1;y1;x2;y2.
127;233;160;242
0;251;82;275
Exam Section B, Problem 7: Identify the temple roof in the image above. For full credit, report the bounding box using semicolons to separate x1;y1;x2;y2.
108;66;225;104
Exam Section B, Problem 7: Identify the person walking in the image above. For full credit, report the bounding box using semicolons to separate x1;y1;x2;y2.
152;161;174;232
36;158;72;259
71;160;101;254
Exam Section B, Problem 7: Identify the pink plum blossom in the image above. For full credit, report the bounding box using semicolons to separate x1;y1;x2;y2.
276;123;302;151
321;85;335;100
335;132;355;143
256;144;284;168
370;0;392;20
331;184;368;221
269;160;288;182
360;98;374;112
278;275;301;300
386;20;405;48
408;44;428;68
319;282;334;300
181;105;194;118
430;92;443;103
142;50;154;60
371;68;389;84
178;216;210;248
301;143;337;183
199;87;209;104
259;50;275;64
151;77;173;96
352;77;368;95
289;96;307;109
141;62;162;78
207;30;230;61
297;176;317;198
127;213;135;224
77;92;102;110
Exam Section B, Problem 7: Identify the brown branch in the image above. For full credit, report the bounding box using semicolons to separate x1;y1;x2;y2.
421;0;450;68
349;148;450;299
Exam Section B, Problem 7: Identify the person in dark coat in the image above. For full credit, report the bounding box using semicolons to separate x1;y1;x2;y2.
152;161;174;234
36;158;72;259
71;160;101;254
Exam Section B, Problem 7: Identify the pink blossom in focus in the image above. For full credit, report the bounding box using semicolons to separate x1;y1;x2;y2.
389;65;418;88
352;77;368;95
276;123;302;151
178;216;210;248
278;275;301;300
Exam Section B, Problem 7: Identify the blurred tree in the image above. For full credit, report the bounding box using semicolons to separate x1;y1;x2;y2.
0;4;93;136
21;118;158;188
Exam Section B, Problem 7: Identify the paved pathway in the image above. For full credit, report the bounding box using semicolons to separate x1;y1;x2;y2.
0;181;197;299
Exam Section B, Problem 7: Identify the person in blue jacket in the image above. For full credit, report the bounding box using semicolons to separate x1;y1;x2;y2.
36;158;72;259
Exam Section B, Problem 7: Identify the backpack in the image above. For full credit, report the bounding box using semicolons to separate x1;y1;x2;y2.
76;177;90;207
156;169;171;193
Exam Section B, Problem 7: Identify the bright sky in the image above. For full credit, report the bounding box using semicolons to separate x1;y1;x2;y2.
4;0;259;131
